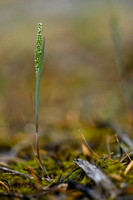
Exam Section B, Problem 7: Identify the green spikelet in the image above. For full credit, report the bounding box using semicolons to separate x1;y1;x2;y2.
35;23;43;76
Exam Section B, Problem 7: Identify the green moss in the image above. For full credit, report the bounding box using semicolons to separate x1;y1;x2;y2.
0;124;133;198
96;159;125;173
95;158;133;188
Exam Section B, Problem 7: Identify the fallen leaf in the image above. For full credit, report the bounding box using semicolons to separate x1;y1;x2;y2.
81;143;91;157
124;160;133;175
109;174;123;181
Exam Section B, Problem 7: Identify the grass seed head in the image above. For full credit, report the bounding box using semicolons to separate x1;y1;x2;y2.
35;23;43;76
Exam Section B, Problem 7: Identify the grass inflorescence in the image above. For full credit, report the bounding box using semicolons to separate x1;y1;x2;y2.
34;23;48;176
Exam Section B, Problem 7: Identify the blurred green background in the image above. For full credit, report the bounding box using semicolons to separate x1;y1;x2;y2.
0;0;133;137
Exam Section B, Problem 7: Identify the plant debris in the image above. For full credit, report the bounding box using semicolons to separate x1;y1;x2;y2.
74;158;120;199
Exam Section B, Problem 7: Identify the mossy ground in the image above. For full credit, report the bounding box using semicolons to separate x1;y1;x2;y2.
0;125;133;199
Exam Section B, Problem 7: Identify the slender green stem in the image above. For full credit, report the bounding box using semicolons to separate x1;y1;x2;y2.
35;73;48;175
35;73;41;135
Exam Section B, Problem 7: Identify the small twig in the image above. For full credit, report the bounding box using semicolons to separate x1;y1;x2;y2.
115;134;132;162
0;166;33;179
61;167;80;183
0;181;10;192
106;136;111;156
82;134;100;158
110;122;133;149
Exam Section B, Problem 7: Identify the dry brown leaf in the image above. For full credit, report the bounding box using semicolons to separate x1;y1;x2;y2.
0;161;9;167
124;160;133;175
109;174;123;181
81;143;91;157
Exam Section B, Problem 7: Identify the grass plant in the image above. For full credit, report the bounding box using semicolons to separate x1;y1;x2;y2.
34;23;48;176
110;1;133;113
